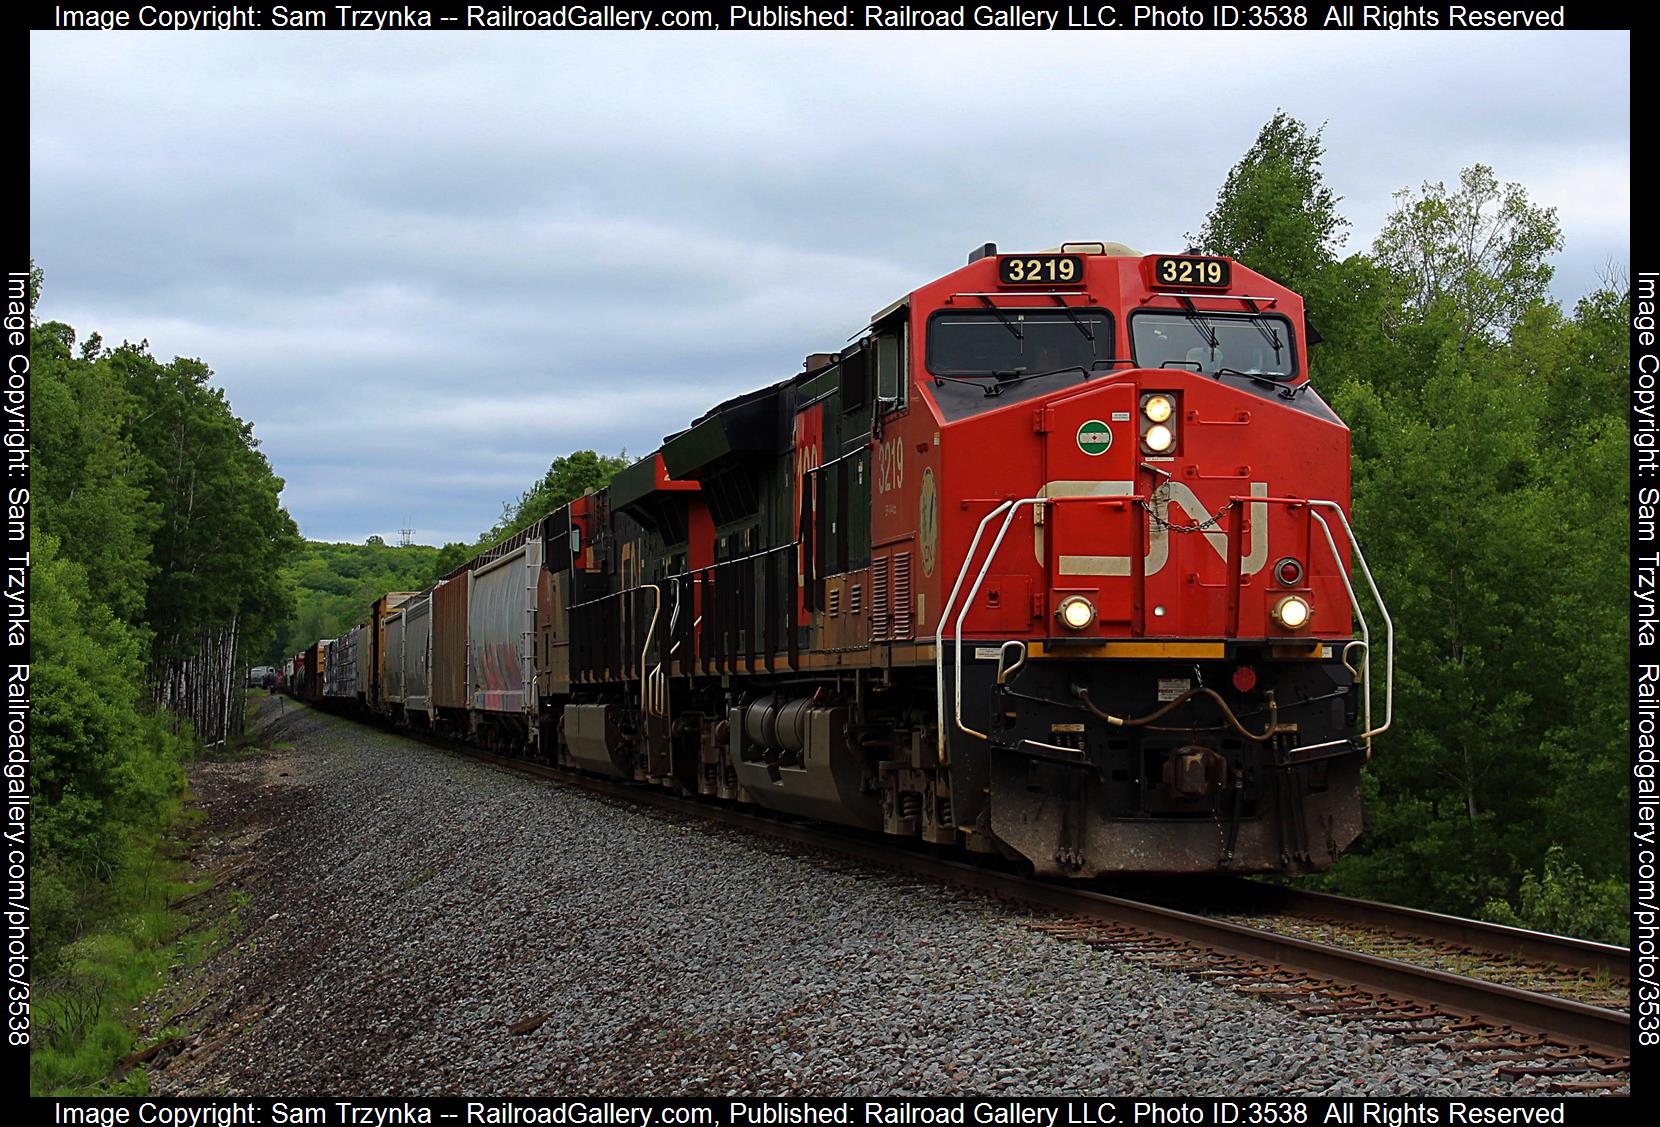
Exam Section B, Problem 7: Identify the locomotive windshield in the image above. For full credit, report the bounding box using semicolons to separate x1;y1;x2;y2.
925;307;1115;420
1130;311;1297;380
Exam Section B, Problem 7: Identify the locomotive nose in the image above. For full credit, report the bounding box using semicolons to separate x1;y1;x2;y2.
1033;378;1152;636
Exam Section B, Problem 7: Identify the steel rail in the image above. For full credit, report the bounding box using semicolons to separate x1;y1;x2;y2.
346;710;1630;1059
1232;883;1630;981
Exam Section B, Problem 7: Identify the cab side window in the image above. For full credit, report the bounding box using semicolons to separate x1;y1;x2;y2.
875;330;904;408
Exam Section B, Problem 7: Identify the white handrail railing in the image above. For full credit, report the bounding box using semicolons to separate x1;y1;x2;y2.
931;493;1394;763
1292;502;1393;757
933;500;1015;763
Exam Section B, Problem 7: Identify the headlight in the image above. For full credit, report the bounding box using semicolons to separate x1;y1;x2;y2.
1056;595;1095;631
1144;424;1174;453
1272;595;1312;629
1143;394;1174;423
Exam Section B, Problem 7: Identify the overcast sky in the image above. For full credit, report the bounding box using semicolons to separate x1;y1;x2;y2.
30;30;1630;545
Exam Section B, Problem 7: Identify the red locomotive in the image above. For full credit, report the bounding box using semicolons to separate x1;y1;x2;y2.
304;241;1392;877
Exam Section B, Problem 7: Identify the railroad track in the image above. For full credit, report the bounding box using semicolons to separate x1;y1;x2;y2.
1150;881;1628;1007
374;713;1630;1084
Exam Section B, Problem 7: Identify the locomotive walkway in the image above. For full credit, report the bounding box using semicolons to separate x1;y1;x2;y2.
134;698;1610;1096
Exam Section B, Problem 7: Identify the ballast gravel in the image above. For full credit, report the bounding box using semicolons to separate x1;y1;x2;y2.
146;701;1537;1096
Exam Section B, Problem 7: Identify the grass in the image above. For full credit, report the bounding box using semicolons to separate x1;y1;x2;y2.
398;865;438;893
31;690;278;1095
29;803;216;1095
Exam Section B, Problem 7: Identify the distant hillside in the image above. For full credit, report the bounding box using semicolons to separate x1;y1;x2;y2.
269;451;627;662
266;538;465;663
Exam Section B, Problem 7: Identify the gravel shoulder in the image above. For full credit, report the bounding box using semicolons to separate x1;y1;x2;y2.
140;699;1536;1097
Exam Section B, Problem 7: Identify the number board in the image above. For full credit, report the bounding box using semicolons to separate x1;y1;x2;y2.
1151;255;1231;289
998;254;1084;286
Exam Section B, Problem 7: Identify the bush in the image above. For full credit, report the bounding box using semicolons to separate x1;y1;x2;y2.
1482;845;1629;945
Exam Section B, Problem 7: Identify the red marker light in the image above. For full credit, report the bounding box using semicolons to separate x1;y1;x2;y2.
1232;666;1258;693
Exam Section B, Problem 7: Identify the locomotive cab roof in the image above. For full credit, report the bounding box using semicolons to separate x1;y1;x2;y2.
869;240;1146;327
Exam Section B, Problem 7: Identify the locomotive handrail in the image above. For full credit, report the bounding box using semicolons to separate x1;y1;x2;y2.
568;539;798;610
1302;501;1393;757
951;499;1051;748
938;494;1152;761
937;492;1392;766
1221;494;1394;759
640;583;666;719
949;291;1094;299
1138;291;1282;306
573;540;807;680
933;499;1014;763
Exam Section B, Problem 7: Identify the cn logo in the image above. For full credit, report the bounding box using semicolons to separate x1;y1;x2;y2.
1032;480;1270;577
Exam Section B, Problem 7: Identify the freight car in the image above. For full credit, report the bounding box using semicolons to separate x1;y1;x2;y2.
301;242;1392;877
283;640;329;703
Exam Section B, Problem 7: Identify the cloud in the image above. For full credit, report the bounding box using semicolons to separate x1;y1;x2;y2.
30;29;1630;542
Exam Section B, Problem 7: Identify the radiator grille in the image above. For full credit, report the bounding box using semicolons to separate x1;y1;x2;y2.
871;554;891;642
891;550;913;640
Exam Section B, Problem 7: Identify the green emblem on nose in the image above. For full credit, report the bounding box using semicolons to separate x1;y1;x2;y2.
1076;420;1113;456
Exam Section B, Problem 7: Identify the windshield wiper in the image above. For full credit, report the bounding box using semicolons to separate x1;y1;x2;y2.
932;371;1011;391
976;295;1024;343
936;360;1128;398
1214;366;1300;394
931;366;1070;399
1049;296;1096;343
1176;296;1221;359
1240;297;1285;362
1247;315;1284;360
982;364;1104;396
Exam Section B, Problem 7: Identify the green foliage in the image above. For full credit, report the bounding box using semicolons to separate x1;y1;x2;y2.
107;346;300;668
33;314;300;665
267;538;448;662
32;533;185;870
1182;124;1629;936
480;450;628;547
1372;163;1564;346
427;540;477;580
30;806;203;1095
30;326;155;623
1185;124;1621;936
31;266;301;1085
1323;285;1629;930
1189;110;1349;299
1482;846;1629;946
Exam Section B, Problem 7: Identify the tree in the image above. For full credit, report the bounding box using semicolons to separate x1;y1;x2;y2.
268;538;449;661
1482;845;1628;946
425;541;476;585
1189;110;1349;298
480;449;628;546
31;323;156;623
34;266;299;759
32;532;181;868
1327;348;1559;909
110;347;299;675
1187;140;1633;932
1307;169;1627;925
1372;163;1563;346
